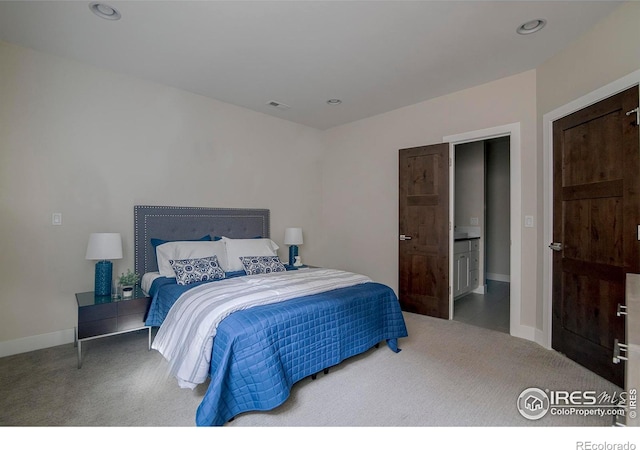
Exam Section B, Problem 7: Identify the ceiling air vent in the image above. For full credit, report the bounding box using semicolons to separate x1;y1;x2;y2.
267;100;291;110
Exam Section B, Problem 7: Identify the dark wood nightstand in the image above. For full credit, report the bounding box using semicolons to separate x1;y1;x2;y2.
75;287;151;368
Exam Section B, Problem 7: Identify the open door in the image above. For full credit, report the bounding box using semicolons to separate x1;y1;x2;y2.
399;143;450;319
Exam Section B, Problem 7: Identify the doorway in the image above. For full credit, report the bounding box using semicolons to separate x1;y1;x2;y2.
398;123;523;338
444;123;523;339
452;137;511;334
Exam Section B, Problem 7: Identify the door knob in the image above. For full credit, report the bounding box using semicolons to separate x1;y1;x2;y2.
549;242;563;252
399;234;412;241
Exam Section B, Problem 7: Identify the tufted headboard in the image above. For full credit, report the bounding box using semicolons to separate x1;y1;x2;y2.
134;205;270;275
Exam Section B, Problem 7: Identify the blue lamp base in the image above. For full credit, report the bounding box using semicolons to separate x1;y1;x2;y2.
94;260;112;296
288;245;298;267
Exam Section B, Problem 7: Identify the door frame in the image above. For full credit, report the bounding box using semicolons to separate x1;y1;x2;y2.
542;69;640;349
443;123;524;338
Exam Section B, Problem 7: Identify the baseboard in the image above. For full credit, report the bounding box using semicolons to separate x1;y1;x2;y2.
510;323;537;342
472;284;486;294
486;273;510;283
535;327;551;350
0;328;75;358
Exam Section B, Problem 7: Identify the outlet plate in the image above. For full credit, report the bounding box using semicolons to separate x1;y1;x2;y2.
525;215;534;228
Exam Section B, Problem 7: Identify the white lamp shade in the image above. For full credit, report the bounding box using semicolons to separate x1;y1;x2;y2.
85;233;123;260
284;228;303;246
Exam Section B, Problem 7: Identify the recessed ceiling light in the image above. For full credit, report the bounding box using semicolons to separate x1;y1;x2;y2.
517;19;546;35
89;2;121;21
326;99;342;105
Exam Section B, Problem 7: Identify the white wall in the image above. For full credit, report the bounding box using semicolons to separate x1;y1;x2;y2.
320;69;538;328
454;140;485;288
485;137;511;280
454;141;484;234
536;1;640;116
0;41;325;351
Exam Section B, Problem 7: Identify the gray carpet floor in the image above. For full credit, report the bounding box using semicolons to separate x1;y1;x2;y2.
0;311;627;429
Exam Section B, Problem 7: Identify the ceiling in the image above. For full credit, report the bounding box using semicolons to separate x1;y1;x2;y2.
0;1;623;130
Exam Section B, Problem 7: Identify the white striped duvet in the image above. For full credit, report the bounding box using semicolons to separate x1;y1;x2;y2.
151;268;371;389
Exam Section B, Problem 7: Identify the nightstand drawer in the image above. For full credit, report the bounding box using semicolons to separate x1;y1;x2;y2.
78;303;117;323
78;318;117;339
117;314;146;332
117;297;150;316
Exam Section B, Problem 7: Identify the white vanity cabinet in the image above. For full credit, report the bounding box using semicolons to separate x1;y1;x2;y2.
453;238;479;299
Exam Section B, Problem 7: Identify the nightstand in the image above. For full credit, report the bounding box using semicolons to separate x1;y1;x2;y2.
75;287;151;368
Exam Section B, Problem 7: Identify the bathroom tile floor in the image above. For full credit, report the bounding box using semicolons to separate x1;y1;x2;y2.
453;280;510;334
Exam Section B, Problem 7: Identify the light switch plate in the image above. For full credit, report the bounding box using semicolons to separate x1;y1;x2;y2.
52;213;62;225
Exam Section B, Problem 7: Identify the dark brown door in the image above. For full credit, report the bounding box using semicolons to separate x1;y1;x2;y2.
552;85;639;387
399;143;450;319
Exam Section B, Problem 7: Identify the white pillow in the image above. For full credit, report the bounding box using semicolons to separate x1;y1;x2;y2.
156;241;229;277
221;237;279;272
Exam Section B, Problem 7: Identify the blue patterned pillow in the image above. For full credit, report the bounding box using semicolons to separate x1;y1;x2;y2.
169;255;225;285
240;256;286;275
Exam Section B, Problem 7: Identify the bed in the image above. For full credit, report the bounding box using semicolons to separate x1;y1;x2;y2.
134;205;408;426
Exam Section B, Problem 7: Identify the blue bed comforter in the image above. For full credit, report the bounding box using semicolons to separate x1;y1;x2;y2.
145;270;247;327
146;274;408;426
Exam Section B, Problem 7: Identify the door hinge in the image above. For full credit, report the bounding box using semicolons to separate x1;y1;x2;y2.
613;338;628;364
449;157;452;167
626;107;639;126
617;304;627;317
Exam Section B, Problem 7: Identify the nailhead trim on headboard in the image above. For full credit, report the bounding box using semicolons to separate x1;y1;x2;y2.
134;206;270;276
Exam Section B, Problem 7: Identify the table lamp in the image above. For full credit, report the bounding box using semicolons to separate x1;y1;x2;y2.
284;227;303;267
85;232;123;296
